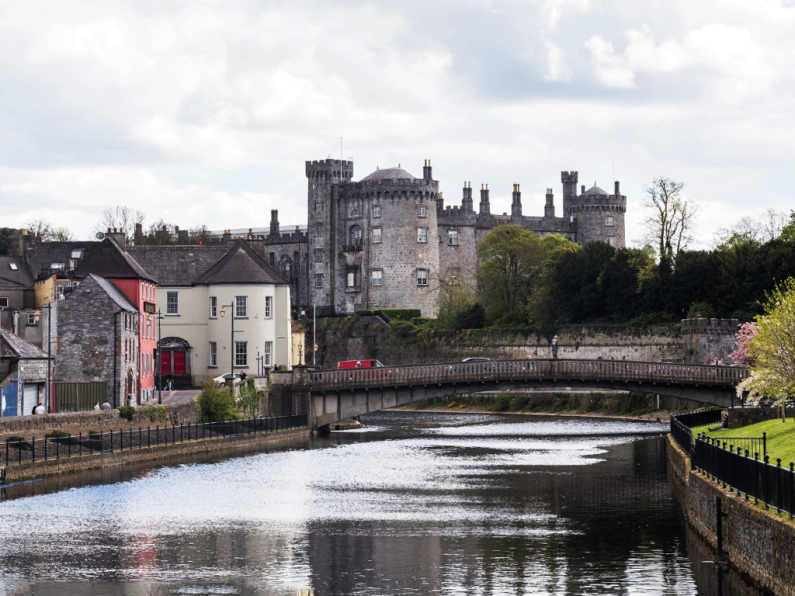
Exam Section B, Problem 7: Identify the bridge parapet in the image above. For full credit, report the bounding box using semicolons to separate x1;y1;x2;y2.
303;359;747;391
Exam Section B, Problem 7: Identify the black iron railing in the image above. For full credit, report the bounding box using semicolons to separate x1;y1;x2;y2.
1;413;308;467
693;435;794;517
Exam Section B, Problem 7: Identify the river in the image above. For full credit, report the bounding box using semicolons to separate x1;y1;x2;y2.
0;412;765;595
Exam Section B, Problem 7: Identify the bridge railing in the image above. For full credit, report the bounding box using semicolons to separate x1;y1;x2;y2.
304;359;747;390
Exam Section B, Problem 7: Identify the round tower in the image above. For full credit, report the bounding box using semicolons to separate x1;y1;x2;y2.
562;176;626;248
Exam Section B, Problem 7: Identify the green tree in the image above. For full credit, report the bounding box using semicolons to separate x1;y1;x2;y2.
738;278;795;403
436;284;481;329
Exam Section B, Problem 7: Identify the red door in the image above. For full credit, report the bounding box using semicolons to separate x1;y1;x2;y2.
173;351;187;376
161;353;172;375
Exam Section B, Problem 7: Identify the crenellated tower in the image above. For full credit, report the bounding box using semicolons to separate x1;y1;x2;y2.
561;171;626;248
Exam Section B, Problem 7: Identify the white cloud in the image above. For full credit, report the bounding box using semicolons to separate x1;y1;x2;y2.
584;35;636;88
543;39;571;82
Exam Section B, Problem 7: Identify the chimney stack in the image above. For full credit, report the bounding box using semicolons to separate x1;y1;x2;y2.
614;180;620;196
479;184;490;215
423;159;432;181
545;188;555;219
511;184;522;220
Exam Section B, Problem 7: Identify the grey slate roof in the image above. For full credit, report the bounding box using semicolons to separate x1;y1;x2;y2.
0;257;34;289
128;246;230;286
75;238;157;283
583;185;610;196
360;167;417;182
0;327;48;359
195;242;287;285
86;274;138;312
23;241;96;278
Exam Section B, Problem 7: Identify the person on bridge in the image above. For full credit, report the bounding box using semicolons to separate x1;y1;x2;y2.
551;336;559;360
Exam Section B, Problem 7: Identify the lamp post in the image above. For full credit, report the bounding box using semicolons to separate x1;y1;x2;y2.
313;304;317;366
33;302;52;413
219;303;236;376
157;309;164;405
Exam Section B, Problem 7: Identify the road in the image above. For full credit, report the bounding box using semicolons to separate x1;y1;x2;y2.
162;389;201;405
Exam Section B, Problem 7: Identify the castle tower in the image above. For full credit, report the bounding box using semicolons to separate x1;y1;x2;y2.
479;184;490;215
511;184;522;222
561;171;578;215
544;189;555;219
306;158;354;314
562;175;627;248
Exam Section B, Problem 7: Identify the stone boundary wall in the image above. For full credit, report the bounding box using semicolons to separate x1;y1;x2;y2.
726;407;780;429
0;402;198;440
1;426;309;483
667;434;795;595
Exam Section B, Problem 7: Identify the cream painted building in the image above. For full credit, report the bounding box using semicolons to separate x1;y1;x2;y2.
129;242;292;384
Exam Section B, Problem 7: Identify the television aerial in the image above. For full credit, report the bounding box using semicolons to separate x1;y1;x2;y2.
95;232;105;240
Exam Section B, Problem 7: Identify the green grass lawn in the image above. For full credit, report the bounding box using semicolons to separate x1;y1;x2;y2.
693;417;795;465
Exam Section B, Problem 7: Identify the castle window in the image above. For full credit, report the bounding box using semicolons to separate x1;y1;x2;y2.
315;223;324;237
347;268;360;288
417;227;428;243
351;226;362;246
448;230;459;246
417;269;429;286
314;248;324;262
606;235;615;247
314;274;324;288
371;269;383;286
373;206;381;218
605;216;614;227
351;209;358;217
417;205;426;218
372;228;382;243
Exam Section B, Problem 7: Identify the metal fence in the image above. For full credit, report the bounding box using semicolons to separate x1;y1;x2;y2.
693;435;795;516
670;410;766;458
1;413;308;467
53;382;108;413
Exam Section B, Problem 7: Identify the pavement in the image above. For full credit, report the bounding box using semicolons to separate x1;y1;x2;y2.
162;389;202;405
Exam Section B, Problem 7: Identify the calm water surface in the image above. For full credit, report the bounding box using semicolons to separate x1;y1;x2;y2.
0;412;764;595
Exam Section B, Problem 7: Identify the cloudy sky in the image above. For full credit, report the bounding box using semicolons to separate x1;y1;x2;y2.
2;0;794;246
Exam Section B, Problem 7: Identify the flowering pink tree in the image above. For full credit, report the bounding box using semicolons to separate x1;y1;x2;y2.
729;321;758;366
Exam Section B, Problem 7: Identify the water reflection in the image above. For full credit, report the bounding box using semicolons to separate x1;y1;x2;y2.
0;412;765;595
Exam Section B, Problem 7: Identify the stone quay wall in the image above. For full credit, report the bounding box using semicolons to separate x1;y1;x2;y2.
0;402;198;440
725;406;780;429
667;434;795;596
1;425;309;483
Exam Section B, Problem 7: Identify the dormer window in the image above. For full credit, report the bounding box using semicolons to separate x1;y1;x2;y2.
71;249;84;259
8;263;17;271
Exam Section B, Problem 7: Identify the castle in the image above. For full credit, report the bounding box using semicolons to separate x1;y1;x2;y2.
215;159;627;317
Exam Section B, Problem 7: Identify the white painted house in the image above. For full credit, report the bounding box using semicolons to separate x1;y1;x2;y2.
129;242;292;384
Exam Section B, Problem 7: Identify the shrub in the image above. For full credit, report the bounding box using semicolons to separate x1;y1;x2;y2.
489;392;512;412
146;404;168;423
239;378;263;418
45;430;70;439
6;436;32;450
379;309;421;322
195;381;241;423
118;405;135;422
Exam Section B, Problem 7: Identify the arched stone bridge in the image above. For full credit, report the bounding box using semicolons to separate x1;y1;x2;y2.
271;359;748;431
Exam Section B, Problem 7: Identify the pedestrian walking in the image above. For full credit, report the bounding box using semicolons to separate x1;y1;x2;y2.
94;402;100;411
551;335;559;360
102;399;112;411
35;403;46;415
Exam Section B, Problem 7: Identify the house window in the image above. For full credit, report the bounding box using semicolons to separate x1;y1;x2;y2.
417;269;429;286
264;341;272;366
315;223;324;237
351;226;362;246
314;274;324;288
0;297;8;308
373;206;381;218
314;248;324;262
51;262;64;270
209;342;217;367
417;227;428;243
265;296;272;319
372;228;382;243
210;296;217;318
27;313;38;325
351;209;358;217
448;230;459;246
606;235;615;246
166;292;179;315
417;205;426;217
71;249;83;259
371;270;383;286
235;296;247;318
235;341;248;366
605;216;614;227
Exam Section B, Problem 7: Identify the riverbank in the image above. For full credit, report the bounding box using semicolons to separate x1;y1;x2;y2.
667;433;795;596
1;424;309;484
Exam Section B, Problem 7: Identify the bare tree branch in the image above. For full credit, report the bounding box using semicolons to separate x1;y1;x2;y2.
641;177;700;259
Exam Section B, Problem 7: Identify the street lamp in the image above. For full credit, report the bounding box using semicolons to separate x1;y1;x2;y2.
219;304;240;376
33;303;52;413
156;309;164;405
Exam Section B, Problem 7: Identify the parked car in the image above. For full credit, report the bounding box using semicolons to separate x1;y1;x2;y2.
212;372;243;384
461;357;490;363
337;359;385;369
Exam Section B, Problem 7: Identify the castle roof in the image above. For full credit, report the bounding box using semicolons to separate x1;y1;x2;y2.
360;167;417;182
583;184;610;196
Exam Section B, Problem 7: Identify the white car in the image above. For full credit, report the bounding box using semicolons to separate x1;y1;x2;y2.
212;373;243;384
